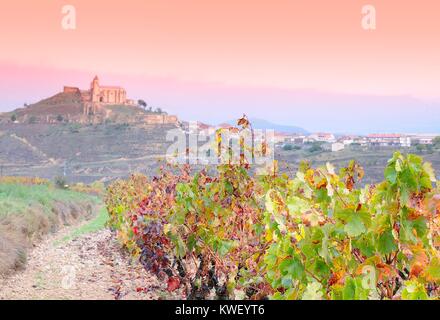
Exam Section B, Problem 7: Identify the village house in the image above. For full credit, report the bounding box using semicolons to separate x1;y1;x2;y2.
306;133;336;143
331;142;345;152
408;134;438;145
323;142;345;152
336;135;362;146
366;134;411;147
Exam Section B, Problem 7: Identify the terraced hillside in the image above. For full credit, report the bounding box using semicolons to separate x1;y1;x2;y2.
2;122;440;185
0;123;178;183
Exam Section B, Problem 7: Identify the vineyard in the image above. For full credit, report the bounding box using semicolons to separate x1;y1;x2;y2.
105;119;440;300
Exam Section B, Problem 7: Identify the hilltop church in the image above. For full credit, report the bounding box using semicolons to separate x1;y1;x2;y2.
0;76;179;126
63;75;136;115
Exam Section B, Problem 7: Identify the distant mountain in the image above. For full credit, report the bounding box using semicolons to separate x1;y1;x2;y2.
225;118;308;134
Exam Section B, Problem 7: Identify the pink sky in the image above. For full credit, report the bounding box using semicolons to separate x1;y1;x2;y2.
0;1;439;132
1;0;439;97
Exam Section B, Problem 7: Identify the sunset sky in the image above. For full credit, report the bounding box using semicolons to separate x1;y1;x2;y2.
0;0;439;133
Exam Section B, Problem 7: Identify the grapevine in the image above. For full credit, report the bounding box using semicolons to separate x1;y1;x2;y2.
105;117;439;300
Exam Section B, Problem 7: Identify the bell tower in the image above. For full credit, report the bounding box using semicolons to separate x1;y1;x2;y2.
85;75;101;115
90;75;100;103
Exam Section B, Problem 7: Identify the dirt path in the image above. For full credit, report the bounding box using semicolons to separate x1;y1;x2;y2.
0;223;171;300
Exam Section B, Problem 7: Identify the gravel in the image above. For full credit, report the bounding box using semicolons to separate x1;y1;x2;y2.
0;224;174;300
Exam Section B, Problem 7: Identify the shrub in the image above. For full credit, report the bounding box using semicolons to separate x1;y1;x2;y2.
0;176;50;186
54;176;68;189
28;116;37;124
308;142;323;153
282;144;298;151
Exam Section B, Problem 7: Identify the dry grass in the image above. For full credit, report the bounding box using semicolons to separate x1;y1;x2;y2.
0;183;100;276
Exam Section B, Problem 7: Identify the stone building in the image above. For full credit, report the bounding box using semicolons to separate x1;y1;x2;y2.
64;75;135;116
142;114;179;125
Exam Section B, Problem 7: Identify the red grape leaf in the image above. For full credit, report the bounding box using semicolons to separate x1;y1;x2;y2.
167;277;181;292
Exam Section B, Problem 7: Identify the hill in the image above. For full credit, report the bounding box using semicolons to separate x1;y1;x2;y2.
0;91;178;126
0;81;179;184
8;91;84;118
0;122;178;183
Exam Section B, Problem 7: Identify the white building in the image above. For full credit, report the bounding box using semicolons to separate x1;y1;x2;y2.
408;134;438;145
331;142;345;152
367;134;411;147
342;139;354;145
307;133;336;143
400;137;411;148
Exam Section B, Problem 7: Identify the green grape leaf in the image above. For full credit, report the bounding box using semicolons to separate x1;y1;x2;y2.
425;258;440;282
384;165;397;184
377;230;397;255
342;277;370;300
287;196;309;216
279;256;304;280
422;162;436;182
354;234;375;257
264;245;278;268
224;181;233;195
187;234;197;251
302;281;324;300
401;280;428;300
344;215;366;237
313;259;331;278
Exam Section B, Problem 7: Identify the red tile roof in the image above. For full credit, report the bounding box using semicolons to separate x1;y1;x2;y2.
367;134;401;138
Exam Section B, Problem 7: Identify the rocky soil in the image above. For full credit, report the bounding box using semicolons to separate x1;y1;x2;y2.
0;224;173;300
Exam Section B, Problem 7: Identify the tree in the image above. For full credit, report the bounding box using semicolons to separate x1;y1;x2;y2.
433;136;440;148
28;116;37;124
416;144;425;153
282;144;300;151
56;114;64;122
138;99;147;109
155;107;162;113
308;141;323;153
427;144;434;154
54;176;68;189
10;114;17;122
